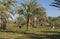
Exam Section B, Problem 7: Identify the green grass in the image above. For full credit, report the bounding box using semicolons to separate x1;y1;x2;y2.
0;25;60;39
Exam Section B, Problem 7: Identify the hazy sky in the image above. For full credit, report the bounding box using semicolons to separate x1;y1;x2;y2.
14;0;60;19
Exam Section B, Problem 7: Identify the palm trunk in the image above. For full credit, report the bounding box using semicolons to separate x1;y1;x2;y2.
3;18;6;30
1;17;6;30
32;19;34;27
27;15;30;31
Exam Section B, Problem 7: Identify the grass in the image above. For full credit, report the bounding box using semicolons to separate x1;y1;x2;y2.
0;24;60;39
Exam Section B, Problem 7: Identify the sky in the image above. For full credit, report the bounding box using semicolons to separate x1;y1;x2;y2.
14;0;60;19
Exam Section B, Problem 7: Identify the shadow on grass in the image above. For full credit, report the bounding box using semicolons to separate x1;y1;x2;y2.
0;30;25;34
15;31;60;39
0;38;4;39
41;31;59;33
22;31;60;39
30;33;60;39
0;30;60;39
24;32;60;39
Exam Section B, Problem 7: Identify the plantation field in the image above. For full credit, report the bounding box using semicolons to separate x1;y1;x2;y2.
0;24;60;39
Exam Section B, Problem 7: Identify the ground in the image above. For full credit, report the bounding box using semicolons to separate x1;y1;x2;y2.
0;24;60;39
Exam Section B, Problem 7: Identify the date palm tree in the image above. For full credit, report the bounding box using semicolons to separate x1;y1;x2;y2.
16;0;46;31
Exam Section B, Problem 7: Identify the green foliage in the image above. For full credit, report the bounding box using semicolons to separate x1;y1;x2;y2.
16;16;26;26
0;25;60;39
0;0;17;29
15;0;46;31
47;16;60;26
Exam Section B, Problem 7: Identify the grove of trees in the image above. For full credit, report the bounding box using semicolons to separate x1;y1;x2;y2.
0;0;60;32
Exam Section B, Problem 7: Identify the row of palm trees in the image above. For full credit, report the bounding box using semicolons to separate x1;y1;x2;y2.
0;0;60;31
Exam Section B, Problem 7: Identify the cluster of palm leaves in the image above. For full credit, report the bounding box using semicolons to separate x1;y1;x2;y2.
50;0;60;9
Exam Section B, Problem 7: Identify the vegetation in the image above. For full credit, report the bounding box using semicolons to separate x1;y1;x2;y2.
0;0;60;39
15;0;46;31
0;25;60;39
50;0;60;9
0;0;17;29
47;16;60;26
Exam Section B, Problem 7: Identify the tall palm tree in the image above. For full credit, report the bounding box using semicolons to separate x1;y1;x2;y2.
16;0;46;31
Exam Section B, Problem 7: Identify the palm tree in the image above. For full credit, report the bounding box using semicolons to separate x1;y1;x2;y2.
0;0;17;29
33;7;46;26
16;0;46;31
